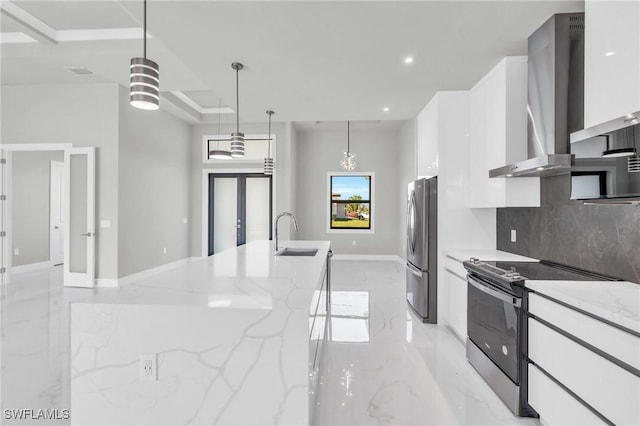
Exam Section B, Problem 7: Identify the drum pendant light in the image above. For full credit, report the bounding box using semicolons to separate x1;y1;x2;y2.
130;0;159;110
209;99;232;160
340;121;357;171
230;62;245;158
264;110;275;175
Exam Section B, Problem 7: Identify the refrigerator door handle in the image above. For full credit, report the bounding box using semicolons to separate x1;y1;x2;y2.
407;191;417;255
406;262;423;278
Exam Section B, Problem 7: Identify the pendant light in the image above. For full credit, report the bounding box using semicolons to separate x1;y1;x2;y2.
340;121;357;171
230;62;245;158
209;99;232;160
130;0;159;110
264;110;275;175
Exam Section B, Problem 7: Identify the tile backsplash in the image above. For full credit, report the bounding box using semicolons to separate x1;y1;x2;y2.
497;175;640;283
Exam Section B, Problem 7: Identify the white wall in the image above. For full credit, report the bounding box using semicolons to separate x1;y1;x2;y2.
1;84;120;279
189;121;292;257
117;86;192;278
11;151;63;266
294;122;405;255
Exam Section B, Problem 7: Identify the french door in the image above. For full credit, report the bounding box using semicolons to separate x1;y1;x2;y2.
208;173;272;255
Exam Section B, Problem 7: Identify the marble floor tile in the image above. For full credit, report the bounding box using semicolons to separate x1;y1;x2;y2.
1;261;540;425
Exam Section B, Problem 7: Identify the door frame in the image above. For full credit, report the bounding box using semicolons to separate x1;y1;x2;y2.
49;160;64;266
0;144;72;283
208;173;273;256
201;167;276;257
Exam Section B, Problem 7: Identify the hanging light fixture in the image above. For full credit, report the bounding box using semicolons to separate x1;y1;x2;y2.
209;99;232;160
130;0;159;110
264;110;275;174
340;121;357;171
230;62;245;158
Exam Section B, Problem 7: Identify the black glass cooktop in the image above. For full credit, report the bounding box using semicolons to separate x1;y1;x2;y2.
472;260;617;282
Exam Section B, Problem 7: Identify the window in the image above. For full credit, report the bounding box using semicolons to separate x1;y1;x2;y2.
327;173;374;233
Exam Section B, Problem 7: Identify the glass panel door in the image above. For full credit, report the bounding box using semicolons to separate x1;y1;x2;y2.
64;147;95;287
208;174;272;255
245;177;271;243
212;177;238;254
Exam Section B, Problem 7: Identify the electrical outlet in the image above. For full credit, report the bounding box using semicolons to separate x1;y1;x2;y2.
183;217;188;224
510;229;517;243
139;354;157;381
163;247;167;255
13;249;19;256
352;241;356;246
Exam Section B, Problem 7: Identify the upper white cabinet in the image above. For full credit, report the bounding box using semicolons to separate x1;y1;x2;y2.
416;99;439;178
584;0;640;128
468;57;540;208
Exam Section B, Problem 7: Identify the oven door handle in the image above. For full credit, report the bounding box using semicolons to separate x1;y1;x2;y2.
468;275;521;308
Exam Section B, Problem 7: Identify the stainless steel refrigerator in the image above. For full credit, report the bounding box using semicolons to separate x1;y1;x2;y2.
406;177;437;323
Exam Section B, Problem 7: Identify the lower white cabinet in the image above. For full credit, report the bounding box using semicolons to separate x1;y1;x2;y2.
528;293;640;426
528;363;606;426
442;256;467;341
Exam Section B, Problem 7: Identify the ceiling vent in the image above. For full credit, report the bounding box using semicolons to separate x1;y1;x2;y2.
64;67;93;75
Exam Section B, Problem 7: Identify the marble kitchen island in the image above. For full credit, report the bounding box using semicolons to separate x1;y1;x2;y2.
69;240;331;425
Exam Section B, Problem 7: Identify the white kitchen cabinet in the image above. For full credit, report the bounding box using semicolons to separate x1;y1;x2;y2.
416;97;439;178
527;292;640;426
584;0;640;128
442;255;468;341
468;57;540;208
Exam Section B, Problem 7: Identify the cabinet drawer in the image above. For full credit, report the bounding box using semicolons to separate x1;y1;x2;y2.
443;254;467;279
528;363;606;426
529;292;640;370
529;318;639;425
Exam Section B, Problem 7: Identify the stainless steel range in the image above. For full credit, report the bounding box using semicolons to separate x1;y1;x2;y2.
463;258;618;417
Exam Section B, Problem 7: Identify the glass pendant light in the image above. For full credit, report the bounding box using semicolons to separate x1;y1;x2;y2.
264;110;275;174
209;99;232;159
230;62;245;158
340;121;357;171
130;0;159;110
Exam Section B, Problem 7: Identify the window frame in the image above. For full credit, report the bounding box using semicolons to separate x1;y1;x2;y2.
326;172;375;234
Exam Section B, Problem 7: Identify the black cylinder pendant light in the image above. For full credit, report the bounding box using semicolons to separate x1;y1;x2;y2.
130;0;159;110
264;110;275;175
230;62;245;158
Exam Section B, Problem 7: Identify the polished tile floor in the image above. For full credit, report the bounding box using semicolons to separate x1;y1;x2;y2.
0;261;539;425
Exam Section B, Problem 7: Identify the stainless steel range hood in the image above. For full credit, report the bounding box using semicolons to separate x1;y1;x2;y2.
490;13;584;178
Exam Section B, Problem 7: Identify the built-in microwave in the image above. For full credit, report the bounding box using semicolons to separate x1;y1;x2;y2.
570;122;640;202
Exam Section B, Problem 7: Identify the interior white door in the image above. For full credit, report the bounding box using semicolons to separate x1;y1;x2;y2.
64;147;95;287
245;177;270;243
50;161;64;266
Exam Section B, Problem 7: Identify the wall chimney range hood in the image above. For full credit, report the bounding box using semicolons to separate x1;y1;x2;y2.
490;13;585;178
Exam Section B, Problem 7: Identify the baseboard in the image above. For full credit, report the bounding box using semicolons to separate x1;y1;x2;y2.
11;261;53;274
118;257;194;286
95;279;118;288
332;254;403;263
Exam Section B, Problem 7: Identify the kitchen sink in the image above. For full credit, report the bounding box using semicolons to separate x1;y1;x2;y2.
274;248;319;257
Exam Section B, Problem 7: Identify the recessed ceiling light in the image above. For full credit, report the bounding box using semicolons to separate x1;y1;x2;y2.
383;107;390;112
404;56;414;64
536;167;545;171
605;51;615;57
64;66;93;75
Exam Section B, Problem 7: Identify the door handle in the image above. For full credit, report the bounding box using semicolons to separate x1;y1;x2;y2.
54;226;59;229
81;232;94;237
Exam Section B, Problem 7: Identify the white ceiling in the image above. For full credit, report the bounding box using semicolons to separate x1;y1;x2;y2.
1;0;584;123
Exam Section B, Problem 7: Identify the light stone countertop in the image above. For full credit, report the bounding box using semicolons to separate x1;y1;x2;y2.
70;240;331;425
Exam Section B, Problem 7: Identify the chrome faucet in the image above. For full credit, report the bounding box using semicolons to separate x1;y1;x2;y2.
275;212;298;251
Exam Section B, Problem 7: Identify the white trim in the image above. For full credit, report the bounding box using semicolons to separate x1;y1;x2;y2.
200;167;277;258
11;261;53;274
0;143;72;152
49;160;64;266
171;92;234;115
332;254;402;263
119;257;194;286
326;172;376;234
202;134;276;164
95;279;118;288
